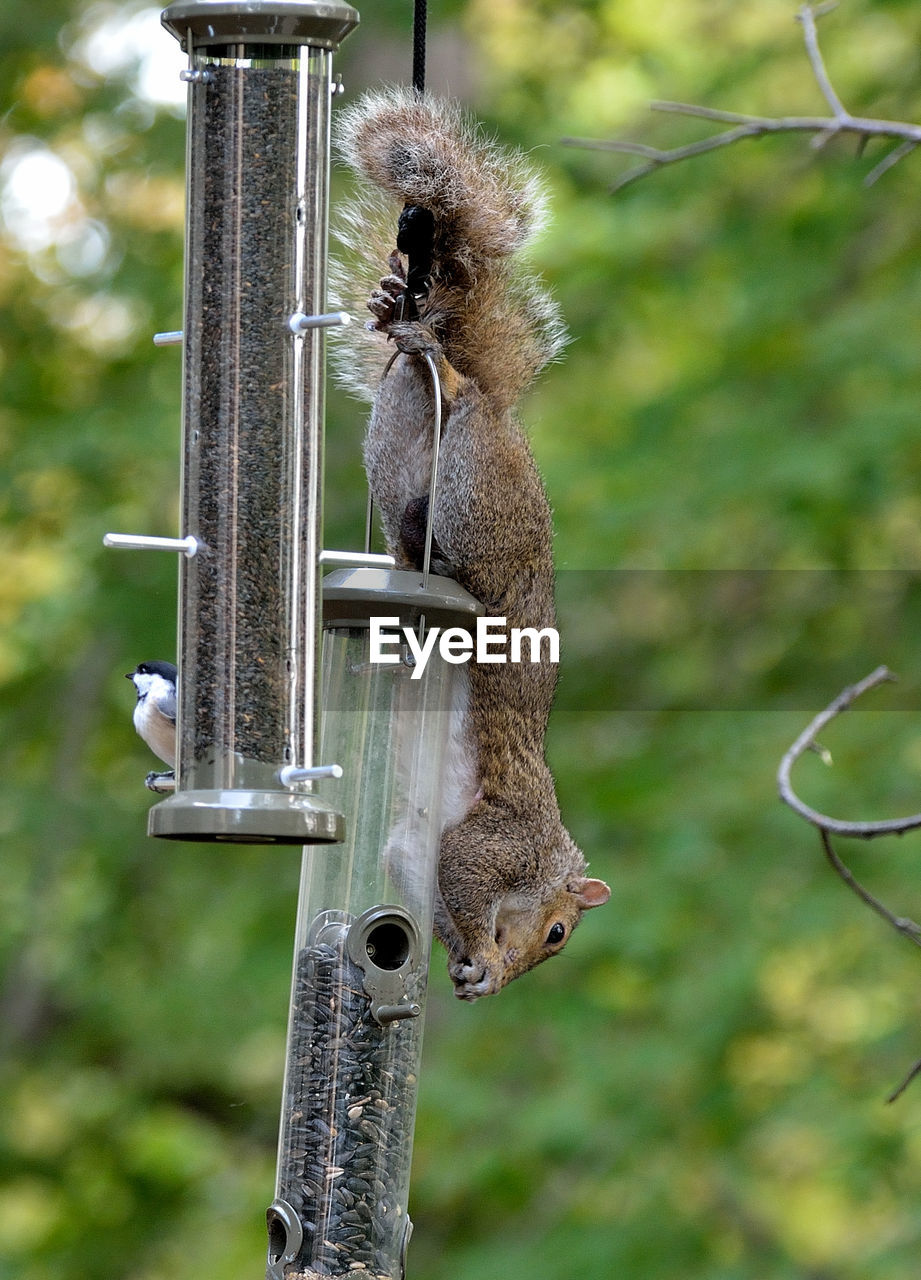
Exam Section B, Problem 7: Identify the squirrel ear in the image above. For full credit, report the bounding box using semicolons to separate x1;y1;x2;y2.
570;878;611;909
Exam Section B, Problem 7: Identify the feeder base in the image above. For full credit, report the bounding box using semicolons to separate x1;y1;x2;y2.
147;789;343;844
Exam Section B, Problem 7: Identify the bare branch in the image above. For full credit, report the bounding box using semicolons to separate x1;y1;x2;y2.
797;2;848;120
562;4;921;192
864;138;920;187
781;669;921;1101
566;123;771;194
650;101;835;128
786;724;921;1103
651;97;921;146
887;1057;921;1104
820;829;921;949
776;666;921;839
822;819;921;1106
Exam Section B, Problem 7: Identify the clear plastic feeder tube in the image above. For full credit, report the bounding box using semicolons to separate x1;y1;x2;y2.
267;570;482;1280
152;1;357;843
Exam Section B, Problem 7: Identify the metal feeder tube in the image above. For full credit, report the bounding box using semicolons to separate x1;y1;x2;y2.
267;569;482;1280
152;0;358;843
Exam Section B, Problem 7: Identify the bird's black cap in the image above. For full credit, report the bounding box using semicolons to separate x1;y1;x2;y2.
126;660;177;681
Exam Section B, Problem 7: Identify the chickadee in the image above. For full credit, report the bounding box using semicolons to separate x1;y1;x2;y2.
126;660;177;789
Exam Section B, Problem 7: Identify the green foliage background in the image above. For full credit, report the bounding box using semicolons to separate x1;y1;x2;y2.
4;1;921;1276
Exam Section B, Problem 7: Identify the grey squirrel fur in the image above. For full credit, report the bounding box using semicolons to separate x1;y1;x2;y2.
331;88;610;1000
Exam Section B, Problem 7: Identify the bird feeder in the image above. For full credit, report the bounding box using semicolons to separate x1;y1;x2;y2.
147;0;358;843
111;6;486;1278
267;567;481;1280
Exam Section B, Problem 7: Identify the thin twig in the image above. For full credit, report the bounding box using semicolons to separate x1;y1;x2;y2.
887;1056;921;1104
651;100;921;142
863;138;919;187
797;2;847;119
781;677;921;1102
777;665;921;838
819;829;921;949
562;4;921;193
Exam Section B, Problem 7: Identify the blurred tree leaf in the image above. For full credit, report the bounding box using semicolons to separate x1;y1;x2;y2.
5;3;921;1278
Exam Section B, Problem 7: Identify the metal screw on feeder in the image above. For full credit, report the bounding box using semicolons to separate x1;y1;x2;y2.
179;66;212;84
151;0;358;845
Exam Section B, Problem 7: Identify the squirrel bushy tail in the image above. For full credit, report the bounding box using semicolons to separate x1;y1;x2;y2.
330;88;567;408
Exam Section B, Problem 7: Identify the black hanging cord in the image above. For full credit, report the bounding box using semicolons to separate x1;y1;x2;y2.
412;0;427;95
393;0;432;322
397;206;434;293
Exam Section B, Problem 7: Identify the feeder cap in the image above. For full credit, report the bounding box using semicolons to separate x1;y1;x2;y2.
322;567;485;629
161;0;359;51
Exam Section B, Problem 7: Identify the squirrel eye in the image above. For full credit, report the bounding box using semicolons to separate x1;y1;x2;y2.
546;922;566;947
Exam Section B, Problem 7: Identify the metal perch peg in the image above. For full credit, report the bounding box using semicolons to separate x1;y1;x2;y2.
278;762;344;786
289;309;351;334
319;549;396;569
103;532;199;556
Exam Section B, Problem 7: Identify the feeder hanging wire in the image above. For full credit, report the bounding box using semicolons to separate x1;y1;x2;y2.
412;0;426;95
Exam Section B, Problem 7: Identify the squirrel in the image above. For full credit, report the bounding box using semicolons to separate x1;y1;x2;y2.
331;88;610;1001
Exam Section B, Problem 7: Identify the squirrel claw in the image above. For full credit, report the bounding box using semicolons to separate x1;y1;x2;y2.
389;322;441;359
387;249;406;280
366;274;409;330
378;272;406;299
449;953;499;1001
367;290;395;323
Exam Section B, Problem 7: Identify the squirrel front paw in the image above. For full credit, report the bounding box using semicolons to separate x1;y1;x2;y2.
368;299;441;361
366;250;408;331
367;254;443;360
448;948;503;1002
